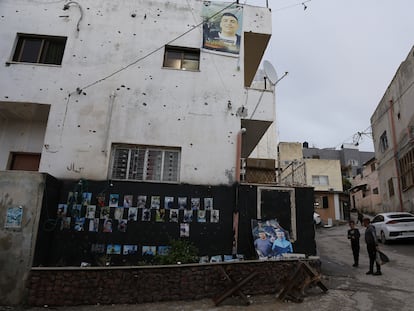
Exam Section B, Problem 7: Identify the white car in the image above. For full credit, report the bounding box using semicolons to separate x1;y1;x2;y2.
313;212;322;226
371;212;414;244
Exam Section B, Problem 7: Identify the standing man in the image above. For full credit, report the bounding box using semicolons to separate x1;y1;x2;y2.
347;220;360;267
363;217;382;275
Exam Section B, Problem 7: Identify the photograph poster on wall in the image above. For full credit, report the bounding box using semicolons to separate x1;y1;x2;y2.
180;223;190;237
178;197;187;209
151;196;160;209
251;219;293;260
5;206;23;228
137;195;147;208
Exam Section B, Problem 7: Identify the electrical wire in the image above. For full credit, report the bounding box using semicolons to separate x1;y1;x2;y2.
71;1;238;94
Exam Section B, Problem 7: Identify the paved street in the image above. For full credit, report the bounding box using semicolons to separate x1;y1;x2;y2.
6;222;414;311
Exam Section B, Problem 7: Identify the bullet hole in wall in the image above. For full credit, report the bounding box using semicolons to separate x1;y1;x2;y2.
77;125;81;128
142;92;146;95
163;104;166;107
143;103;147;106
177;118;181;121
127;87;130;90
4;96;8;99
117;88;120;91
118;31;121;34
194;167;198;170
121;85;125;88
60;88;63;91
78;73;82;76
83;92;87;96
133;33;136;36
204;102;208;105
131;13;136;18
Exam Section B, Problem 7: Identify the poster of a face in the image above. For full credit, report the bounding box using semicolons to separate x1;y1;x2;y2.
128;207;138;221
109;194;119;207
202;1;243;56
123;245;138;255
178;197;187;210
204;197;213;210
57;204;67;218
210;209;219;223
151;196;160;209
82;192;92;207
123;195;133;208
180;223;190;237
114;207;124;220
137;195;147;208
251;219;293;260
164;196;174;209
5;206;23;228
86;205;96;219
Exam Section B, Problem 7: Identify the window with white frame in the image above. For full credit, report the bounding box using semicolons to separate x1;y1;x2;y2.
12;33;67;65
110;145;180;182
312;175;329;186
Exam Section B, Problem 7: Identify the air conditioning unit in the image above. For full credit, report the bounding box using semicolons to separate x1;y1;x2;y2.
328;188;334;192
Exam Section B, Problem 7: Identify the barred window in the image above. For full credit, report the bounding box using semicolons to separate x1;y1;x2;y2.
399;148;414;191
111;145;180;182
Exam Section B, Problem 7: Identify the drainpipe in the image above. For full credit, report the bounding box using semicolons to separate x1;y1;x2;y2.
389;99;404;211
235;128;246;183
233;128;246;255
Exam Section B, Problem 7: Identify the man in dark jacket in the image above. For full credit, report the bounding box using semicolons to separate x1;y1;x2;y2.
363;217;382;275
347;220;360;267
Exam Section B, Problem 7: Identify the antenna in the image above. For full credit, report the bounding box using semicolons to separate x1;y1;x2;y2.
263;60;278;85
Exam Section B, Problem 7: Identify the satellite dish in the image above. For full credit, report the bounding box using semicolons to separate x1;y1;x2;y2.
263;60;278;85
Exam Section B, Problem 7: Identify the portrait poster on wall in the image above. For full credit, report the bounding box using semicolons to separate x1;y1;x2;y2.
137;195;147;208
109;194;119;207
178;197;187;209
201;1;243;56
5;206;23;228
251;219;293;260
151;196;160;209
180;223;190;237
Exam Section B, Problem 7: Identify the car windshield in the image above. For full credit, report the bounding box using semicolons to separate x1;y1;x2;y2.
388;214;414;219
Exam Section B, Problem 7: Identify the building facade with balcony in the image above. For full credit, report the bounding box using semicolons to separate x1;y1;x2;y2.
371;45;414;213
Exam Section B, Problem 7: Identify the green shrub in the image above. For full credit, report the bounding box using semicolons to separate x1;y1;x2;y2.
155;239;199;265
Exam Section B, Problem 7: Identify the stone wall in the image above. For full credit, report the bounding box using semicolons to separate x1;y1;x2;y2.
27;259;321;306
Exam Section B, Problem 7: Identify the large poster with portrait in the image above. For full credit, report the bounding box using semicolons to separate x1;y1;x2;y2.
251;219;293;260
201;1;243;56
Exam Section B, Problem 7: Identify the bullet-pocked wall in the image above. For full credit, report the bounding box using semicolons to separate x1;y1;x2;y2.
33;179;235;267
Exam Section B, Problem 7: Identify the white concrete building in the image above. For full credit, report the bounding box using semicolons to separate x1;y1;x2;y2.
371;45;414;212
0;0;275;185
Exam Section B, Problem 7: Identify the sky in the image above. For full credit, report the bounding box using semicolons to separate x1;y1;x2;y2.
243;0;414;151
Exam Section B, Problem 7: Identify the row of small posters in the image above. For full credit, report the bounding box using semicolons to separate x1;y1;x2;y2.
59;212;218;233
65;192;214;210
92;244;170;256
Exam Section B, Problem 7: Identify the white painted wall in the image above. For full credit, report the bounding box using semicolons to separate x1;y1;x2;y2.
371;46;414;211
0;0;274;185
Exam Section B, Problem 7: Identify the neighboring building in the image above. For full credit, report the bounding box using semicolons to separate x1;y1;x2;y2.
302;143;374;178
371;45;414;213
278;142;345;223
349;157;382;214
